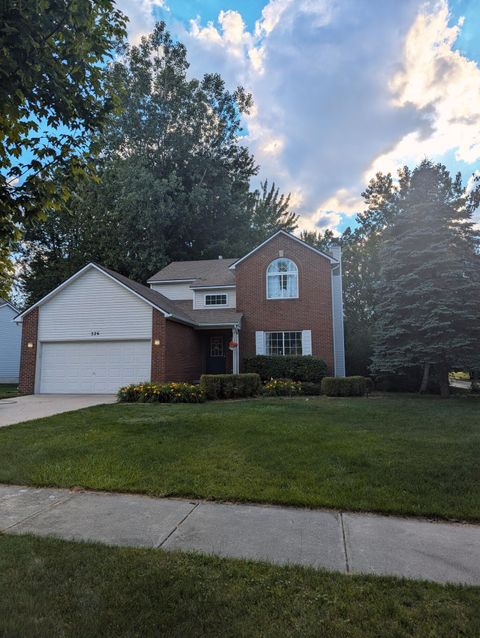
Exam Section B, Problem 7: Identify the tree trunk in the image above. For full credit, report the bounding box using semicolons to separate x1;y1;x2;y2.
439;362;450;398
419;362;431;393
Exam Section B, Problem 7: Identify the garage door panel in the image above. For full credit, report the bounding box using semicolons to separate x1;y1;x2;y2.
39;341;151;394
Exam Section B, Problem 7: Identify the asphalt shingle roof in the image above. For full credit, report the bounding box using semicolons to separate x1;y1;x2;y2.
148;258;237;287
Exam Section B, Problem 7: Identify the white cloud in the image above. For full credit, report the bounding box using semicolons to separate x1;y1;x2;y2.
117;0;480;232
116;0;167;44
365;0;480;180
181;0;425;231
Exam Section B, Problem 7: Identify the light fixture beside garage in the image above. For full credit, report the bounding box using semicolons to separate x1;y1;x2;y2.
27;342;34;348
154;339;161;346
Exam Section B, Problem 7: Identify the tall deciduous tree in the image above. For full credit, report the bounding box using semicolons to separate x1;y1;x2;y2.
0;0;127;295
19;23;296;305
370;160;480;396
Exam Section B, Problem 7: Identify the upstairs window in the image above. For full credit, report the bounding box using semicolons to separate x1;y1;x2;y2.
267;258;298;299
205;293;228;306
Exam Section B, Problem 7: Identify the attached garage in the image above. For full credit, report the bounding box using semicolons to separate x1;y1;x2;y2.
38;340;151;394
16;264;164;394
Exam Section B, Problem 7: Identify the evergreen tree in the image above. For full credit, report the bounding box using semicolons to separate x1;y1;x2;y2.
371;160;480;396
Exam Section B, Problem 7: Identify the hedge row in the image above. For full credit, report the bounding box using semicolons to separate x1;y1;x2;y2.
244;355;327;382
200;373;261;400
321;376;373;397
118;382;205;403
118;375;373;403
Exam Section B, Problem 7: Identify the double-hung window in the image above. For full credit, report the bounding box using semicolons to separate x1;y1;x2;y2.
205;293;228;306
267;258;298;299
266;331;303;356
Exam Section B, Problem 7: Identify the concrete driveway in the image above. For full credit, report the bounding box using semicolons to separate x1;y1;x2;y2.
0;394;117;428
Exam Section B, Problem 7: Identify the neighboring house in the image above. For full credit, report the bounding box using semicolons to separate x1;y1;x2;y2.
15;231;345;394
0;298;21;384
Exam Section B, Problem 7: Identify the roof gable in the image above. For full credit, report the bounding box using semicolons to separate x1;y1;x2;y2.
14;263;194;325
229;230;338;269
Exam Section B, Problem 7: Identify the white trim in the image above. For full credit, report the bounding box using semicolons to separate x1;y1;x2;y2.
190;284;236;290
301;330;312;356
331;257;346;377
204;292;228;307
255;331;265;355
232;326;240;374
147;278;195;284
38;336;152;343
196;322;241;329
266;258;299;300
15;263;172;322
229;230;338;269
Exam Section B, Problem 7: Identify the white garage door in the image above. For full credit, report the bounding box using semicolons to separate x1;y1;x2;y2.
39;340;151;394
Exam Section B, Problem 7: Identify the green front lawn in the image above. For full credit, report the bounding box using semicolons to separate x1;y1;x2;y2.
0;395;479;520
0;384;19;400
0;534;478;637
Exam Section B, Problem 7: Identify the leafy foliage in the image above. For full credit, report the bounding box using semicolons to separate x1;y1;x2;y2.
117;382;205;403
200;374;261;400
0;0;127;295
19;23;297;305
370;161;480;396
321;376;372;397
244;355;327;382
262;379;302;396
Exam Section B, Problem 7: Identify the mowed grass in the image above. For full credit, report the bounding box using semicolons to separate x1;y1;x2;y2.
0;534;479;638
0;384;19;400
0;396;479;520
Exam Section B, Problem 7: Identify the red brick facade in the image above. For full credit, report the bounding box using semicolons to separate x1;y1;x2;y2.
151;309;167;383
18;233;337;391
165;320;203;381
235;233;335;373
18;307;39;394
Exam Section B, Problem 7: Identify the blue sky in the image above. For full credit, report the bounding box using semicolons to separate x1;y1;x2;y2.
117;0;480;233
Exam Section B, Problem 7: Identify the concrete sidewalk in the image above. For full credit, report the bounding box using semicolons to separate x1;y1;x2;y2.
1;484;479;585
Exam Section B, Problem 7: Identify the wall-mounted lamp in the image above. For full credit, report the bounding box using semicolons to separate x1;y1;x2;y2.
154;339;161;346
27;342;34;349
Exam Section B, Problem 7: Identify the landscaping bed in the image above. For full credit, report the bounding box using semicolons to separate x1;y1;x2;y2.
0;534;478;637
0;395;478;521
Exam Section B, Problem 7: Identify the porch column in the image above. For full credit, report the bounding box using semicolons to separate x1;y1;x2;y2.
232;326;240;374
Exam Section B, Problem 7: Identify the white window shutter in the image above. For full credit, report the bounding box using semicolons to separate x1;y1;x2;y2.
255;331;265;355
301;330;312;355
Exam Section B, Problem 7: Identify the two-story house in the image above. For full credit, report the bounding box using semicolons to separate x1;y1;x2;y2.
16;231;345;394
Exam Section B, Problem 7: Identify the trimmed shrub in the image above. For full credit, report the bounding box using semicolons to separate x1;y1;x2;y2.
200;373;261;400
244;356;327;382
321;376;372;397
300;382;323;396
118;382;205;403
263;378;302;397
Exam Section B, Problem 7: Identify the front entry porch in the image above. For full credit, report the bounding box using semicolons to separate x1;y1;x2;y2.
199;326;240;375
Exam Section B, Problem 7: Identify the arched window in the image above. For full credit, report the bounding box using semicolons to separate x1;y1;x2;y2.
267;258;298;299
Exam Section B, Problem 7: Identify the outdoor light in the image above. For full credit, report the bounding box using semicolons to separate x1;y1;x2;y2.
154;339;161;346
27;342;34;349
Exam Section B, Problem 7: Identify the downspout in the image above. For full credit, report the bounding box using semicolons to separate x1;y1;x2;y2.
330;246;346;377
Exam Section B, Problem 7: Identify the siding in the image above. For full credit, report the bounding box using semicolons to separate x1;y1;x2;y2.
150;282;193;300
193;288;236;309
0;305;21;382
38;267;152;341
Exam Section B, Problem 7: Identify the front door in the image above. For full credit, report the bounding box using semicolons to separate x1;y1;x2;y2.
206;335;227;374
